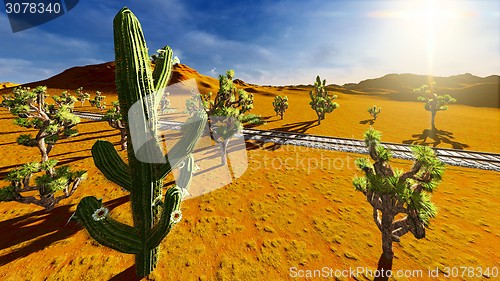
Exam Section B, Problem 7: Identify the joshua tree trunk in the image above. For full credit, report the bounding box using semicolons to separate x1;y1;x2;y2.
220;139;229;165
375;253;393;281
380;211;394;260
38;141;49;163
375;209;394;281
431;111;437;131
36;134;50;166
120;128;127;150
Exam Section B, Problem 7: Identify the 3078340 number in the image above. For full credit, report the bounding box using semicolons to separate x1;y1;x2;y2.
5;2;61;14
443;266;498;278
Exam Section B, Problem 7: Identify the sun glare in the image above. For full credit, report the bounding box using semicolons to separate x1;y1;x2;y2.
370;0;475;76
413;0;476;75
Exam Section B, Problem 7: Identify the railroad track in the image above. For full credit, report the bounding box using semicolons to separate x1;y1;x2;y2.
73;111;500;172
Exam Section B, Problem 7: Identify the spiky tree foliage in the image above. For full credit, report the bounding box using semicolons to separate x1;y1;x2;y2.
353;128;444;261
273;95;288;119
309;75;339;124
186;70;254;164
75;8;207;277
2;86;80;164
52;90;77;110
76;87;91;106
414;82;456;131
103;101;127;150
1;94;13;110
0;160;87;210
89;91;107;110
368;105;382;120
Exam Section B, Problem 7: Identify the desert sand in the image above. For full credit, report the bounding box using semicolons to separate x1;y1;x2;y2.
0;63;498;280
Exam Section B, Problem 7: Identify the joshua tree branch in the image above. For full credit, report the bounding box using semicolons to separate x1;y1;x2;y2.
373;208;382;231
400;162;422;182
367;191;384;210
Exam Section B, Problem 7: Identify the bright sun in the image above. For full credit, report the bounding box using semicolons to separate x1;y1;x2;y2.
383;0;473;74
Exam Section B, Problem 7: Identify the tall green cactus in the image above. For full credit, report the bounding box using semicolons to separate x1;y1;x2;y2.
75;7;207;277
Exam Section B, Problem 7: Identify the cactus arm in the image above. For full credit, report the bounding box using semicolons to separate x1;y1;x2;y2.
91;140;132;191
156;113;207;180
177;154;195;192
76;196;141;254
152;46;173;109
152;46;173;107
147;185;183;247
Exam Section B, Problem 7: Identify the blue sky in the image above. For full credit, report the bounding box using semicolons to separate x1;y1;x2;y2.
0;0;498;85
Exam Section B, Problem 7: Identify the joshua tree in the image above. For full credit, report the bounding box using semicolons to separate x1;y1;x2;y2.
309;75;339;124
368;105;382;120
0;160;87;210
1;94;13;110
186;70;254;164
90;91;107;110
102;101;127;150
2;86;80;163
76;87;91;106
1;86;85;210
353;128;444;272
52;90;77;112
75;8;206;277
159;92;174;113
273;95;288;119
414;82;455;131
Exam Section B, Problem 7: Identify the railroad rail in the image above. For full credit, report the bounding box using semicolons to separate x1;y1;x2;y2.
73;110;500;172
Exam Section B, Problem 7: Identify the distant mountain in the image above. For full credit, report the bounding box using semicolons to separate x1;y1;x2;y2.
17;61;220;95
344;73;499;107
3;62;498;108
0;82;20;89
21;62;116;91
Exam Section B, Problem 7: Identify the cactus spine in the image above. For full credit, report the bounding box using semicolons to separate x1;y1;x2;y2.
75;7;207;277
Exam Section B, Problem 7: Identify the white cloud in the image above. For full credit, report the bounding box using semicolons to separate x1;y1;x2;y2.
0;58;55;83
